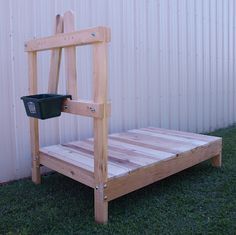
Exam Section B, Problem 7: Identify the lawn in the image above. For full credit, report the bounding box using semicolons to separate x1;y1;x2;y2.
0;126;236;235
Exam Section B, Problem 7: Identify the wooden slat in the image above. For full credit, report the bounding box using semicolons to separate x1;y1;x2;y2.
61;99;111;118
110;132;196;152
48;14;63;93
40;152;94;188
105;140;222;201
25;26;111;52
145;127;220;142
112;131;199;149
109;136;179;154
41;145;94;172
64;142;141;171
28;52;41;184
60;144;131;176
129;129;207;146
64;11;77;99
40;141;134;179
107;139;174;160
72;140;159;167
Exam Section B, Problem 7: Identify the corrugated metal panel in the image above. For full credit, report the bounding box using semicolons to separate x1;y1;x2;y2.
0;0;235;182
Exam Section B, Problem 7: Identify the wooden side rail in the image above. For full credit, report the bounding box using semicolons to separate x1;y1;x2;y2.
104;140;222;201
40;152;95;188
62;99;111;118
25;26;111;52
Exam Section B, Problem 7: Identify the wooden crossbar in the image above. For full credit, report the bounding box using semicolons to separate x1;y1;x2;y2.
40;152;95;188
61;99;111;118
25;26;111;52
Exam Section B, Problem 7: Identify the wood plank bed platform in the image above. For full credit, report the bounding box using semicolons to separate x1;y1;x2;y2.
40;127;222;201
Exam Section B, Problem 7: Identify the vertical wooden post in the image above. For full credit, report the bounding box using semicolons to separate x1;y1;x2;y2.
48;14;63;93
211;153;222;167
64;11;77;99
93;42;109;223
28;52;41;184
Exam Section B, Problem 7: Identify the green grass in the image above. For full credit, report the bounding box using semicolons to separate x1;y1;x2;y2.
1;126;236;235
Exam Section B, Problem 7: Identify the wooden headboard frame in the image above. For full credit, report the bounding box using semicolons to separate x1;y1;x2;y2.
25;11;111;222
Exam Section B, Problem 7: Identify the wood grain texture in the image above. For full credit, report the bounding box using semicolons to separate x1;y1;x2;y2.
93;42;109;223
40;127;222;185
105;139;222;201
48;14;63;93
211;153;222;167
39;126;221;222
61;99;111;118
40;152;94;187
64;11;78;99
25;26;111;52
145;127;219;142
28;52;41;184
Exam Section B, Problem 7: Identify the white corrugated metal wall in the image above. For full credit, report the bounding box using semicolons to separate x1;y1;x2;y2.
0;0;235;182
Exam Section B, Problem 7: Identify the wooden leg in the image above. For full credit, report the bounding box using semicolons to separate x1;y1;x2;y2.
28;51;40;184
32;159;41;184
94;186;108;224
92;41;109;224
211;153;222;167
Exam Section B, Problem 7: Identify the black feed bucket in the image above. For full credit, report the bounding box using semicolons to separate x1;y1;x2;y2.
21;94;72;120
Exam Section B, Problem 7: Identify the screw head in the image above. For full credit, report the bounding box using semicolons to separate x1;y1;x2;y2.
88;106;96;112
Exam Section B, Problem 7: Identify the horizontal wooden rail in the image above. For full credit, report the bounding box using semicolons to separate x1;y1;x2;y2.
25;26;111;52
40;152;95;188
62;99;111;118
105;140;222;201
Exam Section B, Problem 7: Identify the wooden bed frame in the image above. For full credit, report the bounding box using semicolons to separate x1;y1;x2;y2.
24;12;222;224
